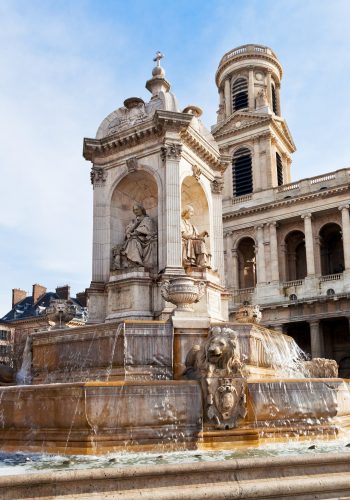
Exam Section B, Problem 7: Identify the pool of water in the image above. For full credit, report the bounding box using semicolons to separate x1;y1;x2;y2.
1;438;350;476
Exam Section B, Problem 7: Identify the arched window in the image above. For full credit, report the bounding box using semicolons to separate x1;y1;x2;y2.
319;223;344;275
237;237;256;289
276;152;283;186
271;83;277;114
232;148;253;196
285;230;307;281
232;78;248;112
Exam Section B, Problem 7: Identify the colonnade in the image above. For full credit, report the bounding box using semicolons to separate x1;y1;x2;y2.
225;205;350;290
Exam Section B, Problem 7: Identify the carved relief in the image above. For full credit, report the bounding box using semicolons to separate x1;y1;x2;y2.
211;177;224;194
160;143;182;162
90;167;107;186
183;326;247;429
192;164;202;180
126;157;138;173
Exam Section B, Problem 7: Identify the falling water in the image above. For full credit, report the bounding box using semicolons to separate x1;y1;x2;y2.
105;322;125;381
16;335;33;385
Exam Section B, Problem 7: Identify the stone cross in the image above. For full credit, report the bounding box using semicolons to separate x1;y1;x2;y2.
153;51;164;66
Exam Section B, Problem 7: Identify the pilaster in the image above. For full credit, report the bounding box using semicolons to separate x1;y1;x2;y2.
255;224;266;284
161;142;184;274
302;213;315;276
269;222;279;282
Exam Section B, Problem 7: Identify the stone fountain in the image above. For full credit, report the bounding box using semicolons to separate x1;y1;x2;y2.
0;53;349;460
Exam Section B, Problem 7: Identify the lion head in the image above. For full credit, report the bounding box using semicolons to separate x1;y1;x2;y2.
235;305;262;324
204;327;242;373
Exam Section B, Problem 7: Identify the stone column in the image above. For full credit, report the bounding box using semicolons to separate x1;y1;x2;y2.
302;213;315;276
269;222;279;282
231;248;239;290
339;204;350;270
252;137;261;192
309;320;322;358
266;70;273;108
211;178;225;283
91;167;109;282
161;142;183;274
224;234;233;288
248;66;255;110
255;225;266;284
224;78;231;117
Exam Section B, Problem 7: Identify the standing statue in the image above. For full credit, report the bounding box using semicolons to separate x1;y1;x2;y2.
181;205;210;268
112;203;157;270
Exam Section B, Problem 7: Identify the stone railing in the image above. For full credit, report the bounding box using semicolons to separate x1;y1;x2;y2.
276;168;350;198
220;44;276;64
319;273;342;282
232;194;252;205
283;280;303;287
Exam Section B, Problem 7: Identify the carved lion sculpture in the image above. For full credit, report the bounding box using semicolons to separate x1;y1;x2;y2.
303;358;338;378
183;326;244;380
183;326;247;429
235;305;262;324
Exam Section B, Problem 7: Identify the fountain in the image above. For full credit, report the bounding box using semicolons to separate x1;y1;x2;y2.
1;52;350;497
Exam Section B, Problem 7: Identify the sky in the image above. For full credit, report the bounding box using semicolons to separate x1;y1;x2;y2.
0;0;349;315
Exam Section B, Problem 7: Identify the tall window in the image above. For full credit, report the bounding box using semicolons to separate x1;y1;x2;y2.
276;152;283;186
271;83;278;114
232;148;253;196
232;78;248;112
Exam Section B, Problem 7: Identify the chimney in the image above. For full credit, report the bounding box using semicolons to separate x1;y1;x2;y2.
56;285;70;300
12;289;27;308
75;291;87;307
32;284;47;304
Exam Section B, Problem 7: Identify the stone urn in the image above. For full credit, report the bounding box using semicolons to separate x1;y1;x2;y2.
160;277;206;312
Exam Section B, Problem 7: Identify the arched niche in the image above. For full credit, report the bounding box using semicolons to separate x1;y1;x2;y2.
110;170;158;250
181;176;210;254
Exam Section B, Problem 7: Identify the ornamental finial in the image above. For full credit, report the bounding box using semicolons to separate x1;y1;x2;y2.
153;51;164;66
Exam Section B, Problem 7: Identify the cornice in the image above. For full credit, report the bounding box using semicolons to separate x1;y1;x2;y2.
212;111;270;138
83;110;193;163
180;127;230;172
222;184;350;222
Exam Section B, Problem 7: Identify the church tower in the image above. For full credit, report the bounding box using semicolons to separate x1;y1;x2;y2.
212;44;296;199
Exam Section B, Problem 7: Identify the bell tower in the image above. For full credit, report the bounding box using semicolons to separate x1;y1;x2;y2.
212;44;296;199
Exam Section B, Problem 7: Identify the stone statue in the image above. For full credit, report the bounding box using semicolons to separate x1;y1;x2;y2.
112;203;157;270
181;205;210;269
183;326;247;429
256;88;268;108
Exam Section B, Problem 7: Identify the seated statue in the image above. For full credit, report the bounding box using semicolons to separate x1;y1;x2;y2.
181;205;210;268
112;203;157;270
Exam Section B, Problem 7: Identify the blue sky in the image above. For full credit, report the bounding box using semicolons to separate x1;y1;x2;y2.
0;0;349;315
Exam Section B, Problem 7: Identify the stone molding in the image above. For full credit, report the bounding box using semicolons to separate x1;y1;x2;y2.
90;167;107;186
222;185;350;222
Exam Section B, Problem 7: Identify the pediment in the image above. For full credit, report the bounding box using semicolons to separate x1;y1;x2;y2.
212;111;271;137
272;119;296;151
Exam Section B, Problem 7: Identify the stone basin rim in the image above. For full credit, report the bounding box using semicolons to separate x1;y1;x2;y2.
0;451;349;487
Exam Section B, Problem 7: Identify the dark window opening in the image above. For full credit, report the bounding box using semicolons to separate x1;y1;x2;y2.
276;152;283;186
232;78;248;112
232;148;253;196
271;84;277;114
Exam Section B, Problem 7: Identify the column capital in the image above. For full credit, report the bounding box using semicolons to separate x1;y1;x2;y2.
255;224;265;231
160;142;182;162
339;204;350;211
269;221;278;228
231;249;238;256
211;176;224;194
301;213;313;220
309;319;319;327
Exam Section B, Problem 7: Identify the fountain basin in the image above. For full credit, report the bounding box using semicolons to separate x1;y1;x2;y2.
0;378;349;454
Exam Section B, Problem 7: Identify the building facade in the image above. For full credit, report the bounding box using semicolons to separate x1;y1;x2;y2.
213;44;350;376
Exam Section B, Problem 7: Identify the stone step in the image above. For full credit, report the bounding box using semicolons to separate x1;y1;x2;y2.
2;452;350;499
